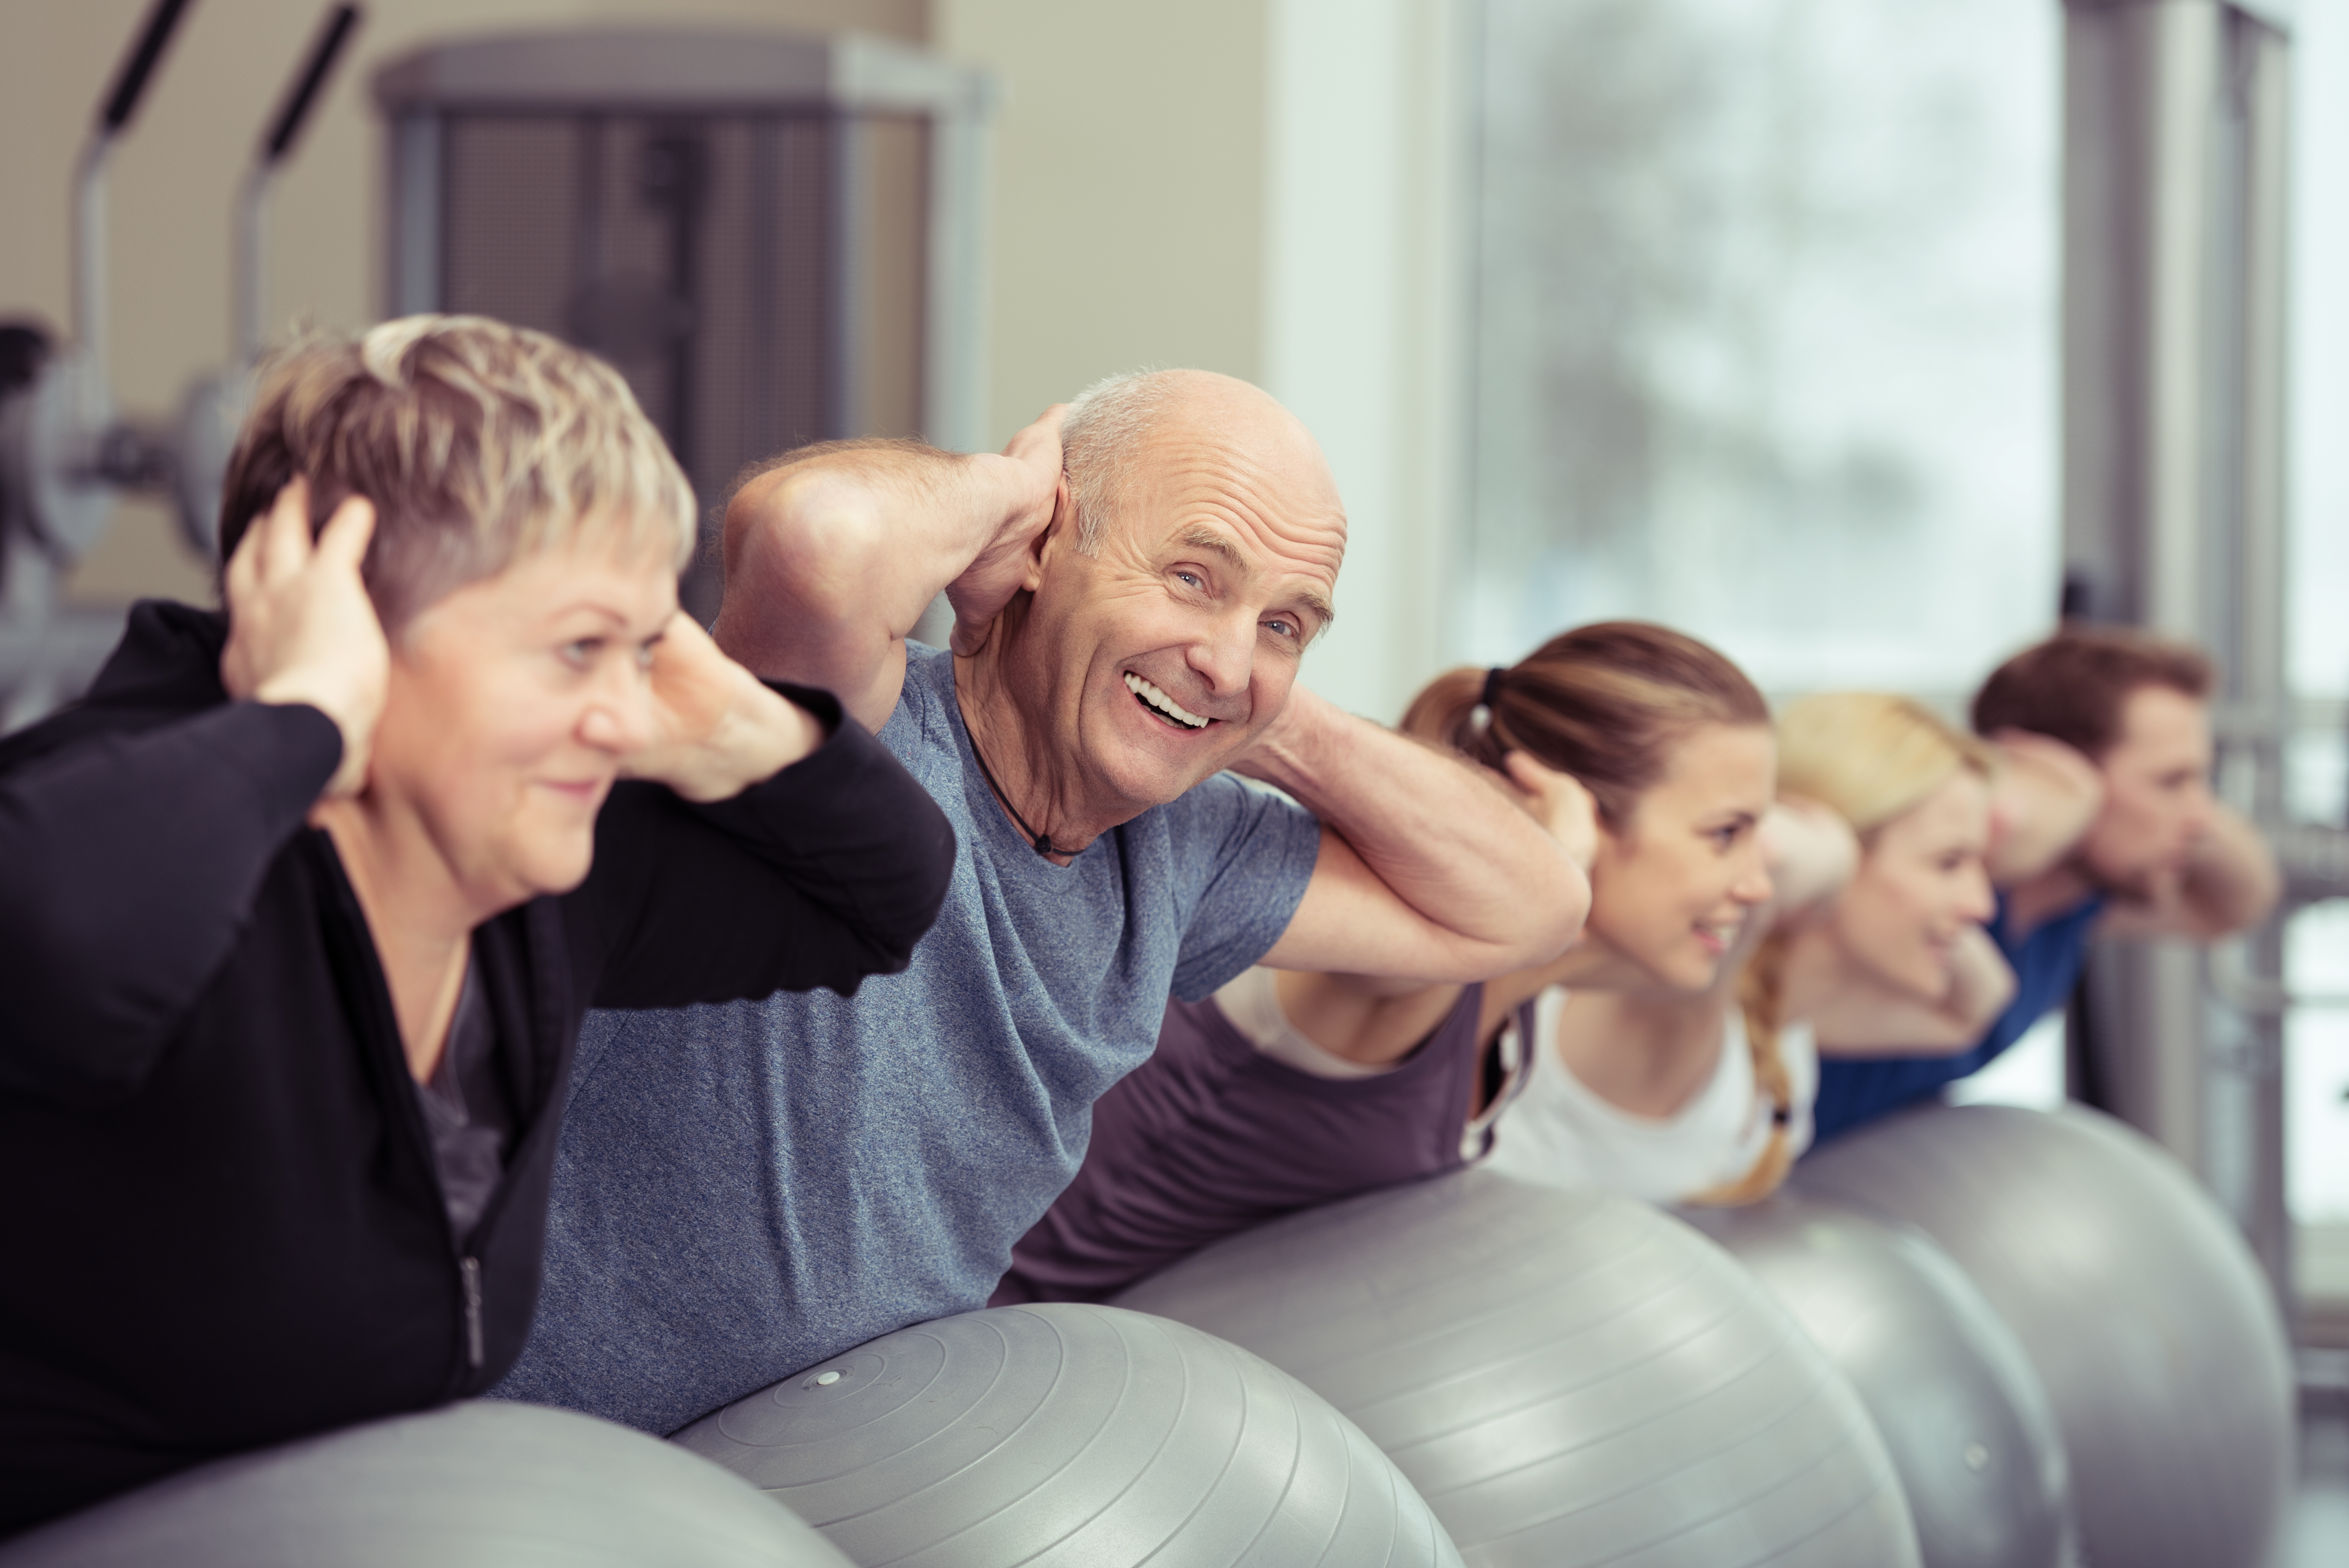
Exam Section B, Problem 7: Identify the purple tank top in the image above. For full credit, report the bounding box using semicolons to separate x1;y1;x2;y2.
993;982;1528;1305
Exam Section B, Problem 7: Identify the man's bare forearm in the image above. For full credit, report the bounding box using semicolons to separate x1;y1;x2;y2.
1985;731;2105;886
2179;805;2282;934
711;436;1054;730
2097;803;2282;939
1811;927;2017;1056
1244;687;1588;977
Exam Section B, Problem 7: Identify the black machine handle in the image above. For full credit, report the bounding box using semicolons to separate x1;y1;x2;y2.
98;0;196;135
262;5;363;165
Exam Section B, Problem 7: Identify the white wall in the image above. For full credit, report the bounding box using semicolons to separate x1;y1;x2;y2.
1262;0;1472;724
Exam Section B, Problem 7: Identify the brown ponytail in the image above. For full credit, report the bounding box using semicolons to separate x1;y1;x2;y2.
1400;622;1769;829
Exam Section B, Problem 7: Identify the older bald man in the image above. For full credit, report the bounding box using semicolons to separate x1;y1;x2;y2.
495;371;1590;1433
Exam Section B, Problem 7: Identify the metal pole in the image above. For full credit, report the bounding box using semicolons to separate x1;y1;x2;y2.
2061;0;2222;1176
2059;0;2297;1309
2227;5;2295;1310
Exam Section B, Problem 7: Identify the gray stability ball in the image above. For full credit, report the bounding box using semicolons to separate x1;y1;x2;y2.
0;1400;847;1568
1114;1168;1922;1568
1794;1103;2294;1568
673;1301;1463;1568
1687;1193;2079;1568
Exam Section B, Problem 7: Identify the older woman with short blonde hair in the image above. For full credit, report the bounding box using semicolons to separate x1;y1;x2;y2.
0;316;955;1538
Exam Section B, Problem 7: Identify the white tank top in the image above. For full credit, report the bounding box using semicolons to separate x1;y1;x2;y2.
1483;989;1818;1204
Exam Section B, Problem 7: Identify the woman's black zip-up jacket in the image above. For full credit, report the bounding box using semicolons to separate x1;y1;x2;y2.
0;601;957;1537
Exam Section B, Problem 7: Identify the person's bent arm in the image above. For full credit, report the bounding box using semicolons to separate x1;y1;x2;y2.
0;484;386;1102
1761;795;1860;914
712;409;1065;732
1985;729;2105;886
578;607;956;1006
1247;688;1591;982
2098;802;2282;940
1268;748;1597;1065
1808;925;2018;1057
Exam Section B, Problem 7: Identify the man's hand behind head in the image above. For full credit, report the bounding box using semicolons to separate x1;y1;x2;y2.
945;404;1069;655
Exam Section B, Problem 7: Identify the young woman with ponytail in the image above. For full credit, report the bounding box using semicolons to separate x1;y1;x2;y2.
996;622;1848;1306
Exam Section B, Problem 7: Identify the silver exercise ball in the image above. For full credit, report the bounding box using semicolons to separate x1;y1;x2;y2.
1687;1194;2078;1568
1794;1103;2294;1568
0;1400;847;1568
673;1301;1462;1568
1113;1168;1922;1568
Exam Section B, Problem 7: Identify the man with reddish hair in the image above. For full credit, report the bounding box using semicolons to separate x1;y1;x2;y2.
1810;624;2280;1140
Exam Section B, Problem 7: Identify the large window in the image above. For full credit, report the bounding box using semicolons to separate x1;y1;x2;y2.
2286;0;2349;1297
1466;0;2059;694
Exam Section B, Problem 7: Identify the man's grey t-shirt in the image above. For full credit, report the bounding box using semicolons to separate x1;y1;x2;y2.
492;644;1323;1434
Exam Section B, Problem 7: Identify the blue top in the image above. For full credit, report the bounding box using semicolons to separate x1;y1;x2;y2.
491;644;1324;1434
1808;888;2106;1144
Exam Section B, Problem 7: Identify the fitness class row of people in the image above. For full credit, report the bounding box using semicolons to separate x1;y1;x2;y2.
0;318;2278;1538
1002;626;2278;1304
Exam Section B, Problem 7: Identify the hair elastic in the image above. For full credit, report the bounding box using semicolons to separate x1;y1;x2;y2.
1480;666;1507;709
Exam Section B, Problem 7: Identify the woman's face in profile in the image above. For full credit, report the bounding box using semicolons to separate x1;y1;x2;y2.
1830;770;1997;1000
1583;722;1777;992
362;527;678;914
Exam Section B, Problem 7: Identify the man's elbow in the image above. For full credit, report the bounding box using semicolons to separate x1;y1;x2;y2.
2214;854;2285;935
1494;856;1592;969
722;473;884;631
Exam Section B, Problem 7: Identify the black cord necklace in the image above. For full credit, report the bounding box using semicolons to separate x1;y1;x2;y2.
965;723;1064;859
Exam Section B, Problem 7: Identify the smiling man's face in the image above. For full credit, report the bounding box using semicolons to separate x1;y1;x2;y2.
1003;375;1346;817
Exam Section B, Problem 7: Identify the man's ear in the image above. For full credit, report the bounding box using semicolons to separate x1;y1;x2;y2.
1024;478;1075;593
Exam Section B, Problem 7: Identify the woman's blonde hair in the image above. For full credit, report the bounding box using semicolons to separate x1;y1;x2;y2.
1691;694;1997;1207
219;315;695;633
1776;692;1996;841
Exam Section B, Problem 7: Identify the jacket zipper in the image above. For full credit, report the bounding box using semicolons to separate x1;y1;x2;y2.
314;836;521;1393
460;1256;484;1369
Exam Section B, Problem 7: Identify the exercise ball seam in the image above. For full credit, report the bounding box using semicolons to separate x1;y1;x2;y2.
1346;1252;1745;1446
1399;1292;1787;1489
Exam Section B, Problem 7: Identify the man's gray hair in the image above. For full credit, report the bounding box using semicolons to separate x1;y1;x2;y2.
1059;368;1186;556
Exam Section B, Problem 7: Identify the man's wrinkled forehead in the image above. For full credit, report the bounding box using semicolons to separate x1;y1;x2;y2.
1133;408;1345;555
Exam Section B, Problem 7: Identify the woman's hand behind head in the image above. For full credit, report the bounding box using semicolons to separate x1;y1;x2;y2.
1758;795;1859;917
219;480;389;801
1503;751;1600;873
616;613;823;803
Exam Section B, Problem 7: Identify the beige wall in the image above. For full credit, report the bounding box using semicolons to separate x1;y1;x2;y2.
0;0;925;606
935;0;1267;448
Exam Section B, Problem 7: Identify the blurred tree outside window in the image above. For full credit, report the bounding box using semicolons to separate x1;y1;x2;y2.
1465;0;2059;695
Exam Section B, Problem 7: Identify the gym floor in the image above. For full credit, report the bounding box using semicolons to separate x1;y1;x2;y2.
2280;1392;2349;1566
